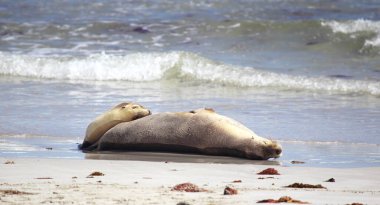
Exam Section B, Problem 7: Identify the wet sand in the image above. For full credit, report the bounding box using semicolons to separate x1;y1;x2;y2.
1;157;379;205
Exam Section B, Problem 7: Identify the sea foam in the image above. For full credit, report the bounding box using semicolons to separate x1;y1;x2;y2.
322;19;380;47
0;51;379;96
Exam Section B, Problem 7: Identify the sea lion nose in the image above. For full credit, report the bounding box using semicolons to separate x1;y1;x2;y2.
148;110;152;115
275;147;282;156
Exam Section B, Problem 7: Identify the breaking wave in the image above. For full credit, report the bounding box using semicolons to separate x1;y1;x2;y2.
0;51;379;96
322;19;380;48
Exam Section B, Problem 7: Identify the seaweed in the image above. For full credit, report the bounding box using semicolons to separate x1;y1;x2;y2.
87;171;105;178
223;186;238;195
171;183;207;192
257;196;309;204
257;168;280;175
285;183;326;189
325;178;335;182
0;189;34;195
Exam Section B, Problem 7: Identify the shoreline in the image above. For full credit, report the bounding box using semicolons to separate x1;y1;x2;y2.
2;135;380;168
1;157;379;204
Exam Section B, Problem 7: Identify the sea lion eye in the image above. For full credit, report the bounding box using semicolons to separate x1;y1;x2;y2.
132;105;139;109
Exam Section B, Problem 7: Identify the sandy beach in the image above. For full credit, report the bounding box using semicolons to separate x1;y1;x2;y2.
1;1;380;204
1;157;379;205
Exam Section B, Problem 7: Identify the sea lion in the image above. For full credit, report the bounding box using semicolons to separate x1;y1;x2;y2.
86;108;282;160
80;102;151;149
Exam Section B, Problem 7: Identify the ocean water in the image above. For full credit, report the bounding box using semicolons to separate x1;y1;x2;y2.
0;0;379;168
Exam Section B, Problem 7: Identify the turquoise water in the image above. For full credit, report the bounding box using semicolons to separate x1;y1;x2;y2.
0;0;379;167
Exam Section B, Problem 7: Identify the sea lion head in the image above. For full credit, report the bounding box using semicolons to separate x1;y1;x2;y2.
80;102;151;150
112;102;151;121
245;138;282;160
190;108;282;160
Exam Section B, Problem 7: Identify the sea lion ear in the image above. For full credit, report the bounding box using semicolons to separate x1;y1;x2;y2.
115;102;130;109
189;110;196;114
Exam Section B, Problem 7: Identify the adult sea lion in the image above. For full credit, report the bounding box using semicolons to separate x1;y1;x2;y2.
87;108;282;160
80;102;151;149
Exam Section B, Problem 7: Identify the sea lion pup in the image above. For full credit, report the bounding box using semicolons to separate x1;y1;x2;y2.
89;108;282;160
80;102;151;150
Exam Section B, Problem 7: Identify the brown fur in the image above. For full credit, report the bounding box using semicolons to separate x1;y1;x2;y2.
80;102;151;149
88;108;282;160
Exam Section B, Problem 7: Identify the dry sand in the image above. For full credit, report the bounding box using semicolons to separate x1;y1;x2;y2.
1;157;379;205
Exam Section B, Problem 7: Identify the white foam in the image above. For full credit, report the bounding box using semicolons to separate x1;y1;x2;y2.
0;51;379;96
322;19;380;33
178;54;380;95
322;19;380;47
0;52;178;81
365;37;380;47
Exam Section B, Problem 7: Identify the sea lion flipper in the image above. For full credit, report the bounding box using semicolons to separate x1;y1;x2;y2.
204;108;215;112
189;108;215;114
78;141;92;150
81;141;99;152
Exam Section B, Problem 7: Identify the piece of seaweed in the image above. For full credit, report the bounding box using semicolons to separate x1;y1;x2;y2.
285;183;326;189
171;183;207;192
223;186;238;195
257;168;280;175
86;171;105;178
257;196;309;204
